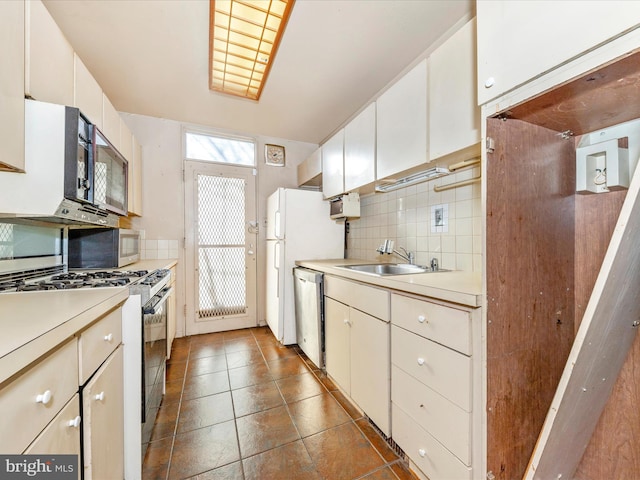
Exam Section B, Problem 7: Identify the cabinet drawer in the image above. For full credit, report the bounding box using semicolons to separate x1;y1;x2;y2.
392;403;472;480
391;293;471;355
0;338;78;453
392;325;471;411
392;365;470;464
79;308;122;385
325;276;389;321
24;393;81;461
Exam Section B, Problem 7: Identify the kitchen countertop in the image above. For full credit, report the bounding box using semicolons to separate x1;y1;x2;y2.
295;259;482;308
0;258;177;385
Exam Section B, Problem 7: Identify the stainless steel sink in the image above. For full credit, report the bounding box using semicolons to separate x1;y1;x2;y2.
336;263;448;276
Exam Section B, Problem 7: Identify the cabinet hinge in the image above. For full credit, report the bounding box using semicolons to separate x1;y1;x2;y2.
486;137;495;154
558;130;574;140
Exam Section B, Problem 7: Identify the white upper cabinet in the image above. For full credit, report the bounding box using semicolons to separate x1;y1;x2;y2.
477;1;640;105
376;59;428;180
25;0;74;106
344;103;376;192
102;94;120;150
322;129;345;199
0;0;25;171
129;137;143;216
429;19;480;161
74;54;103;129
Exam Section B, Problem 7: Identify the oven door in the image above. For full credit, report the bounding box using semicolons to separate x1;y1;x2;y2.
141;286;171;450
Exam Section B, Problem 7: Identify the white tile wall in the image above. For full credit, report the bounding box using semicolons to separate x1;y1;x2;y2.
346;166;481;272
141;239;180;260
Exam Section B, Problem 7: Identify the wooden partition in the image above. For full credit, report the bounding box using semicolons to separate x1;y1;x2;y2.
485;50;640;479
485;118;576;480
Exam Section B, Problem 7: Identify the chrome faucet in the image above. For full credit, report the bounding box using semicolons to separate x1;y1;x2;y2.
430;257;439;272
375;239;415;265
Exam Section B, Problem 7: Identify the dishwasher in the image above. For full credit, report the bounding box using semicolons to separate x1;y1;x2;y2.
293;267;325;369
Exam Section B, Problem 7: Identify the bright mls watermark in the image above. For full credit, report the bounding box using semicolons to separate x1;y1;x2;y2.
0;455;77;479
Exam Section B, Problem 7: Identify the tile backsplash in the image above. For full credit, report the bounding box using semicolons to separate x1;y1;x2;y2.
141;239;180;260
346;166;481;272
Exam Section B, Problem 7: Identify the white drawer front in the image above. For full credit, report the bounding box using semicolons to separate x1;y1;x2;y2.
79;307;122;384
393;403;472;480
392;325;471;411
0;338;79;453
24;393;81;461
392;365;471;464
325;275;389;321
391;293;471;355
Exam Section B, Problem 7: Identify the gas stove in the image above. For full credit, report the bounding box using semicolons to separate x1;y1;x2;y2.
0;268;171;303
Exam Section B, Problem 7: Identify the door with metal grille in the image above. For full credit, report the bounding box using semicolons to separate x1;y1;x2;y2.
184;161;257;335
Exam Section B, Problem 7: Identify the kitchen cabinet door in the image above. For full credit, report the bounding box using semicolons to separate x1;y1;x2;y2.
129;136;143;216
477;0;640;105
25;0;74;106
376;59;427;181
82;346;124;480
102;94;121;149
0;0;25;171
74;54;103;129
322;129;345;199
350;308;390;435
344;103;376;192
428;19;480;161
324;296;350;394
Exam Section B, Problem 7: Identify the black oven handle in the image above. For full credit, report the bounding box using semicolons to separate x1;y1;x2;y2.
142;286;173;315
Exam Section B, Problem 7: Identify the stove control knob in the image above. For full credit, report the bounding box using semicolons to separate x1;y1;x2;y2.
36;390;53;405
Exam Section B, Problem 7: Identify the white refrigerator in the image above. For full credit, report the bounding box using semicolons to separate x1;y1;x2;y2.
266;188;344;345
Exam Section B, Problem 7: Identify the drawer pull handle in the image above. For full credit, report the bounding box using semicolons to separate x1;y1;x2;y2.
418;448;426;458
36;390;53;405
95;392;105;402
417;357;425;366
104;333;113;342
417;315;426;323
68;416;82;428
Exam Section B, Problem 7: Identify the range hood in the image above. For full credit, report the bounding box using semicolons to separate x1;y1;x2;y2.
0;101;118;227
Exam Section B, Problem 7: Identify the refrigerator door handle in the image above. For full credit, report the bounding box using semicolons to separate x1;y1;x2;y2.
274;210;282;239
274;242;281;298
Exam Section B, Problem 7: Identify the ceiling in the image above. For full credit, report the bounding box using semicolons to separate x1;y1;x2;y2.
43;0;474;145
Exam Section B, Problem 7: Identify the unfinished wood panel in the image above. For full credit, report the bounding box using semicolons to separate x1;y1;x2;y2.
525;150;640;478
574;191;627;330
486;117;576;480
504;50;640;136
573;190;640;477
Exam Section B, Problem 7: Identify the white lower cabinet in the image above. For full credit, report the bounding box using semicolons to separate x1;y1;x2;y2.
324;276;390;435
390;292;479;480
25;394;82;457
82;346;124;480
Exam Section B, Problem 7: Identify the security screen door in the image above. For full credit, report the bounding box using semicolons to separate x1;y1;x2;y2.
184;136;257;335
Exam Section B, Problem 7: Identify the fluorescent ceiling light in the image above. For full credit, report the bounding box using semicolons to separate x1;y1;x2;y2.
375;167;450;192
210;0;295;100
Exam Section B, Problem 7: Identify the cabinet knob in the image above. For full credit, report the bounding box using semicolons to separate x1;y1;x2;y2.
417;315;426;323
103;333;113;342
36;390;53;405
67;416;82;428
94;391;105;402
343;319;351;326
418;448;426;458
484;76;495;88
417;357;425;366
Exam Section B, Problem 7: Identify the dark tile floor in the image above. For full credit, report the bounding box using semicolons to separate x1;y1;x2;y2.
142;326;418;480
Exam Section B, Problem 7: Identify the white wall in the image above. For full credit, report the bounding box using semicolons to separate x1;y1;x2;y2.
347;165;482;272
120;112;318;338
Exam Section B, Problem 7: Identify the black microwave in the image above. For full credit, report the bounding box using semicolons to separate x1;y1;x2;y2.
63;106;128;216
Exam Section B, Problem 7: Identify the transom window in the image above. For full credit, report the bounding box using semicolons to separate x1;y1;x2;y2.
185;131;255;167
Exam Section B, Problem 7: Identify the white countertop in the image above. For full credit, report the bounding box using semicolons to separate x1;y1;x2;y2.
0;258;177;384
295;259;482;307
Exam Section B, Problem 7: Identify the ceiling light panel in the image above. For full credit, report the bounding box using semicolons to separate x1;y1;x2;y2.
210;0;294;100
